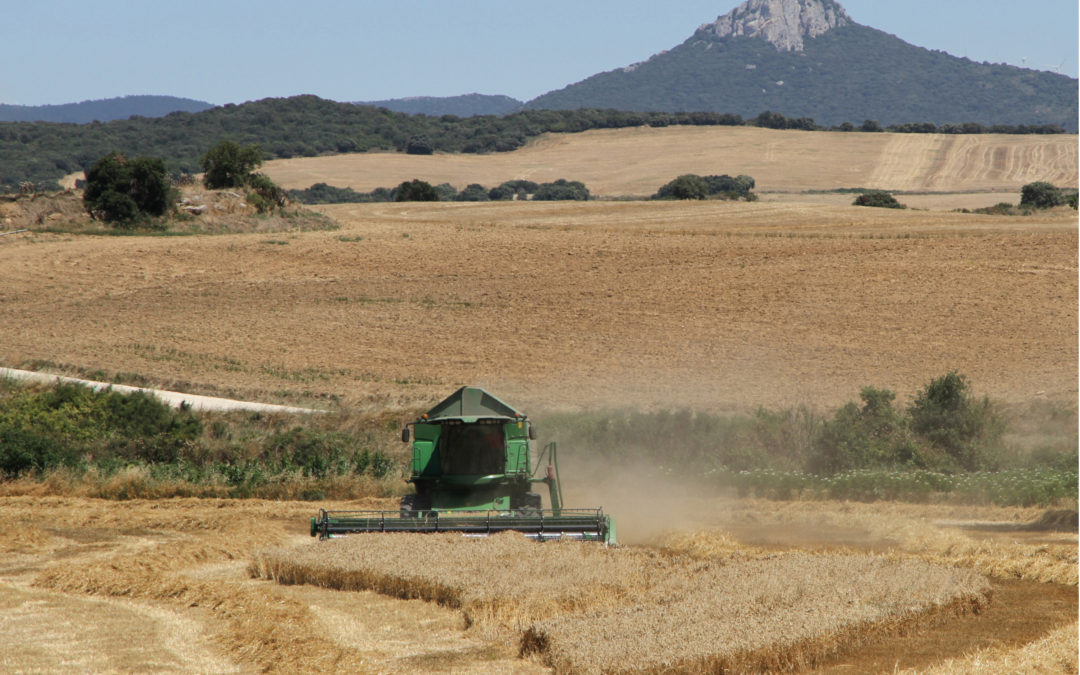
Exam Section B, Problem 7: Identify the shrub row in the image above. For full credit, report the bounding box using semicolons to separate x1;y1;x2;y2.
0;382;396;493
541;373;1074;477
289;178;590;204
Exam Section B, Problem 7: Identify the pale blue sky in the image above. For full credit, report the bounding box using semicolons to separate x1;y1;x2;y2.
2;0;1076;106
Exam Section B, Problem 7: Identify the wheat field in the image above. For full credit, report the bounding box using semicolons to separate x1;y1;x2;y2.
1;495;1074;673
2;123;1077;673
261;126;1078;196
255;531;989;674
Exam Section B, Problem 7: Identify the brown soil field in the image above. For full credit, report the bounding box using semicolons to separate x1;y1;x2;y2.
1;496;1074;673
260;126;1078;196
1;199;1075;412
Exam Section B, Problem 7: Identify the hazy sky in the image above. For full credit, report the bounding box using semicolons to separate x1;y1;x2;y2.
2;0;1077;106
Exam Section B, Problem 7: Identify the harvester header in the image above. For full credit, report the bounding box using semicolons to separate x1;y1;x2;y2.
311;386;616;544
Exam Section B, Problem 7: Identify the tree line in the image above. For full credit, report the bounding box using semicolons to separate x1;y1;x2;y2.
1;95;1067;192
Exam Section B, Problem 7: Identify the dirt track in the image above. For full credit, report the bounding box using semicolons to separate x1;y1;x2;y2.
1;200;1075;413
0;367;319;413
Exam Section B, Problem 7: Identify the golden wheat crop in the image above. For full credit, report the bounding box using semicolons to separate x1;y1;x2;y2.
261;126;1079;195
255;532;989;673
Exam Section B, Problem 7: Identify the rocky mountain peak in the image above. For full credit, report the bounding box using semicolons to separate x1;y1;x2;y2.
696;0;852;52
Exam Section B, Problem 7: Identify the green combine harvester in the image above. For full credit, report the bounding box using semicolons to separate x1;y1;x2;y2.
310;387;616;544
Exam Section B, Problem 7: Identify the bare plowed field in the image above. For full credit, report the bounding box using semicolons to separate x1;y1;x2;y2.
1;200;1075;412
260;126;1078;196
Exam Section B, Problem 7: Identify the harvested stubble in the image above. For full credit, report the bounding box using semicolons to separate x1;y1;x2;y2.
14;496;373;674
254;532;990;673
898;621;1079;675
703;499;1080;586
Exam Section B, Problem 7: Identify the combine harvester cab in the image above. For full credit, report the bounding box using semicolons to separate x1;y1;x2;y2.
311;387;616;544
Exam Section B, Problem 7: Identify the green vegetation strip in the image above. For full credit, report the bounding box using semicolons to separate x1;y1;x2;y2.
0;379;398;500
1;371;1074;506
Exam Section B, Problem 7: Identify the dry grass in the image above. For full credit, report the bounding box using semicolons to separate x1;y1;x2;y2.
254;532;989;673
261;126;1079;196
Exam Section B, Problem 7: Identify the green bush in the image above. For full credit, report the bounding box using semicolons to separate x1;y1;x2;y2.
201;140;263;189
456;183;490;201
289;182;380;204
488;180;539;200
394;179;439;202
405;136;434;155
246;173;287;213
907;372;1004;470
434;183;459;201
1020;181;1065;209
533;179;590;201
655;174;709;200
704;174;755;198
654;173;756;201
0;383;199;477
83;152;175;225
853;191;904;208
0;426;76;476
0;381;399;490
810;387;918;473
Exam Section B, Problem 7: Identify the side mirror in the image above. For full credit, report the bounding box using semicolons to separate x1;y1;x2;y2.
528;425;537;440
401;427;410;443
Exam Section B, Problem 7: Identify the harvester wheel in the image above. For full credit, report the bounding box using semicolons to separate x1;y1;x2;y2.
400;493;430;517
513;491;543;517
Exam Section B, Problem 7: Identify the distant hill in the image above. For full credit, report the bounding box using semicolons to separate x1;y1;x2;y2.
0;95;215;123
525;0;1078;131
360;93;523;117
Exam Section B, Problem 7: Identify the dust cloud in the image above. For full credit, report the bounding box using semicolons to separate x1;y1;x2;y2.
552;451;723;546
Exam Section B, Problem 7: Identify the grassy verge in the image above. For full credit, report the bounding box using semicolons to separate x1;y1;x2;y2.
0;378;410;500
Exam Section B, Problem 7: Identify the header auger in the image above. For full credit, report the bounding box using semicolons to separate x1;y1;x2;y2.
311;386;616;544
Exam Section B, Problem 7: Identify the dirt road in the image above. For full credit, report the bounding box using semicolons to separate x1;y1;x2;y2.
0;367;320;413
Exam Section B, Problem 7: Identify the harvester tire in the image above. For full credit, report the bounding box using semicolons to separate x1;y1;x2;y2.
400;493;430;517
513;491;543;517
